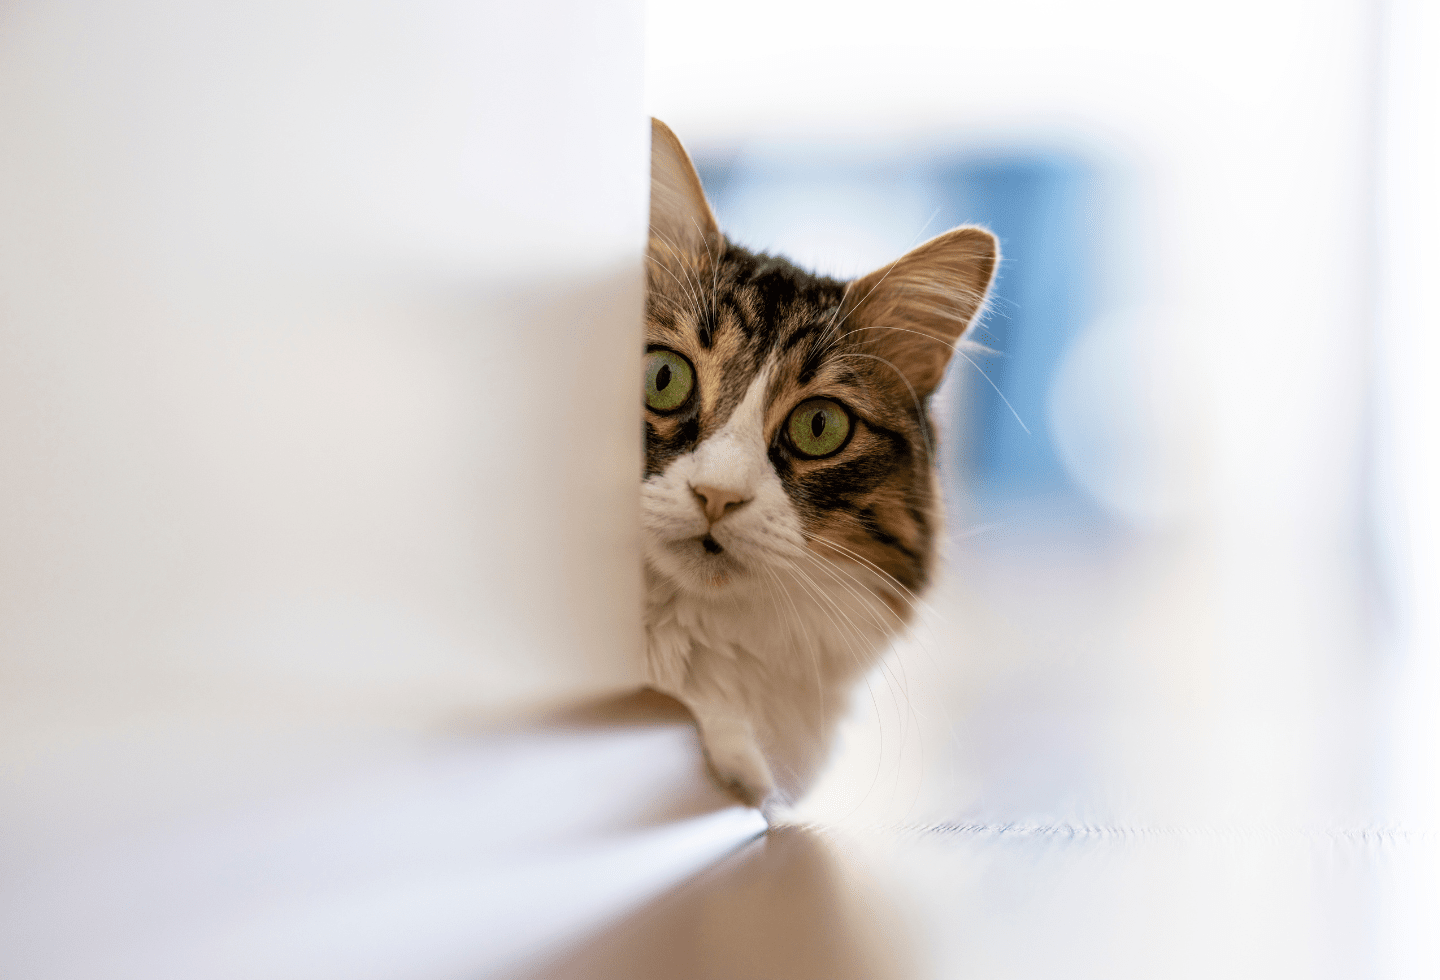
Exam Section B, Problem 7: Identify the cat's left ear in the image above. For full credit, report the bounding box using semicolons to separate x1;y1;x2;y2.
842;226;999;398
649;118;722;265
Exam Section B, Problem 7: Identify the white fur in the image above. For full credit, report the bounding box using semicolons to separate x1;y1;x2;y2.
642;366;901;807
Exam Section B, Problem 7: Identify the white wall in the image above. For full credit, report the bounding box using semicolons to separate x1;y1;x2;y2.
0;0;646;840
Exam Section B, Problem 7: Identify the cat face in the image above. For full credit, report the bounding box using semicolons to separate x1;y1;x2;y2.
642;120;997;617
642;250;932;607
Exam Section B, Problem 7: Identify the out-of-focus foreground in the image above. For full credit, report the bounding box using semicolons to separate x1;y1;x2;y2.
3;0;1437;978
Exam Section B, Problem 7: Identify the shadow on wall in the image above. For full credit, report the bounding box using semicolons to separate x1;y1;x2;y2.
695;147;1122;533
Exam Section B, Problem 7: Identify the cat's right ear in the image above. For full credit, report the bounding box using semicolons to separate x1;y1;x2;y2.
842;226;999;398
650;118;722;265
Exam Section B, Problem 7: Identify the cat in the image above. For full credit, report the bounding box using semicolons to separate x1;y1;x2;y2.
641;118;998;811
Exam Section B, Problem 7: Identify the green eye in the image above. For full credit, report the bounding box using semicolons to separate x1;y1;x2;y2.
645;349;695;412
787;398;851;458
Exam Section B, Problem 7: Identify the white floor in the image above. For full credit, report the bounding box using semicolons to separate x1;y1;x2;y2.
4;530;1435;979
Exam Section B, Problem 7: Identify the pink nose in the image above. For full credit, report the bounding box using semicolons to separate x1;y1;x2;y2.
691;484;749;525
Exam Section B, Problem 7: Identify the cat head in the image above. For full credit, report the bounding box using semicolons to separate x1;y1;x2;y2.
642;119;998;615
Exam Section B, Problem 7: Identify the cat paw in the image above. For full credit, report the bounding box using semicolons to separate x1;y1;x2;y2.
702;731;774;807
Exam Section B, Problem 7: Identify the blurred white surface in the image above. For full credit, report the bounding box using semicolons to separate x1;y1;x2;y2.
0;695;764;980
1;2;659;977
0;0;646;755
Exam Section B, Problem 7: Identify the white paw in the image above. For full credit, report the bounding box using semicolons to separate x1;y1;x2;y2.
702;728;774;806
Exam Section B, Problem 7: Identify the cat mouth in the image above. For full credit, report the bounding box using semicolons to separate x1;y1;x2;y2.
650;532;744;591
657;531;732;562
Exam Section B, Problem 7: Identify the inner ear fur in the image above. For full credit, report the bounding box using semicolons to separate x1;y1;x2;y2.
841;226;999;398
649;118;722;269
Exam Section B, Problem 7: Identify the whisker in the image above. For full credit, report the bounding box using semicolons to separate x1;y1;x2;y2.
782;549;926;816
693;216;722;327
802;530;935;614
773;556;894;809
841;321;994;361
953;347;1031;434
777;554;909;737
798;545;950;730
647;228;711;315
793;554;920;753
824;205;946;338
760;563;827;732
792;547;902;637
645;251;704;319
776;555;881;682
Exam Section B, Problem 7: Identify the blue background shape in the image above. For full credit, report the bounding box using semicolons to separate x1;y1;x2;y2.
697;150;1103;521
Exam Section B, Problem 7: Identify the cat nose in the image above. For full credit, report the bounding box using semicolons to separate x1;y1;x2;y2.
691;484;749;525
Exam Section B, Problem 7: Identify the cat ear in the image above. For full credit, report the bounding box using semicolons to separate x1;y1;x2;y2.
650;118;722;265
841;226;999;398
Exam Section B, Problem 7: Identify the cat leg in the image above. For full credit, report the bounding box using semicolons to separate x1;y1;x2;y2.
641;668;772;804
690;708;774;807
643;632;774;805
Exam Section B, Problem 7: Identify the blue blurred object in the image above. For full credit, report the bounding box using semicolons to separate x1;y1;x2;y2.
697;148;1103;521
938;157;1099;508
